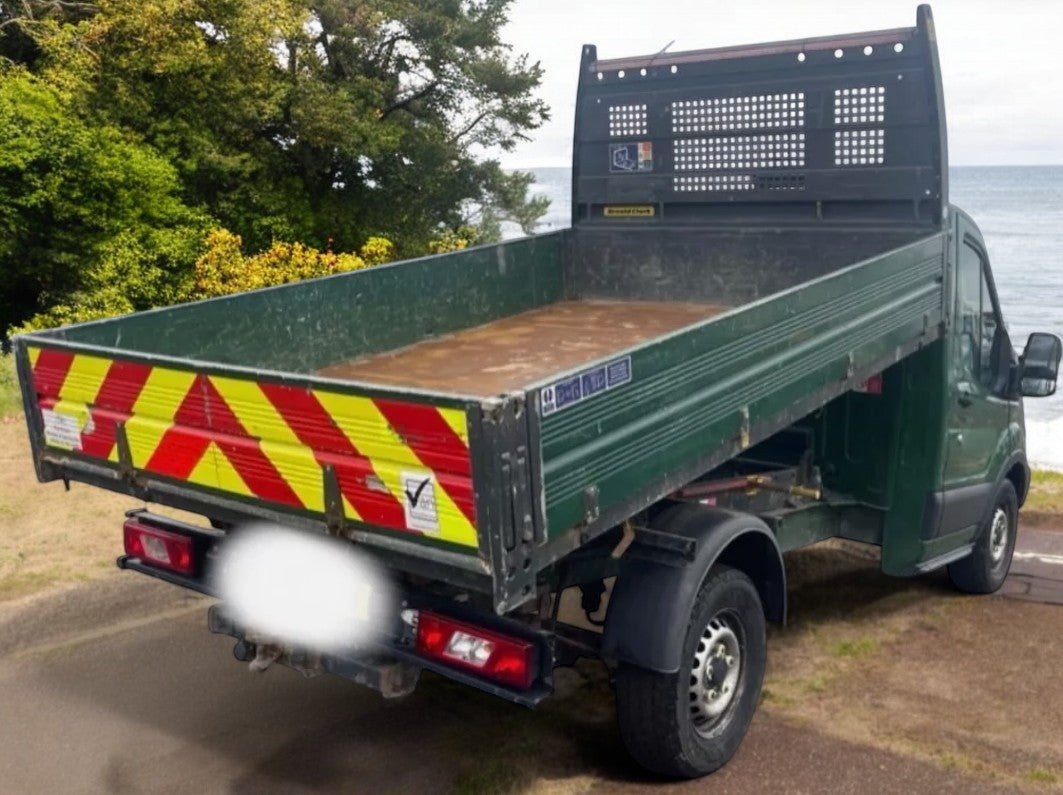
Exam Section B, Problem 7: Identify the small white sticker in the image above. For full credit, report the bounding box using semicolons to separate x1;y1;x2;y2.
41;408;84;450
401;470;439;533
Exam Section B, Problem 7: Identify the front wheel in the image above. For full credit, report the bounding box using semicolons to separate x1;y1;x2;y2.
614;565;766;778
947;479;1018;594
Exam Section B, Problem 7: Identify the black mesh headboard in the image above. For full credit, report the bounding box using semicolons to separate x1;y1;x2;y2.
571;5;948;228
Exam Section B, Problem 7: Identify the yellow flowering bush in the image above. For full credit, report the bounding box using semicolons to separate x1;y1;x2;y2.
428;229;475;254
359;236;395;266
193;229;395;298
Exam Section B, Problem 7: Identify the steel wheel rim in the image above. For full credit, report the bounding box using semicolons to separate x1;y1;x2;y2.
689;612;743;734
988;507;1009;564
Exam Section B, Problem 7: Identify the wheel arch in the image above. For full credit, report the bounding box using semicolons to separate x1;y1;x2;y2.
1003;454;1030;508
601;503;786;674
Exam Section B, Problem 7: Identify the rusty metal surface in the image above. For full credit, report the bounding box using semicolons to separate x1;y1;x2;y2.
316;300;728;396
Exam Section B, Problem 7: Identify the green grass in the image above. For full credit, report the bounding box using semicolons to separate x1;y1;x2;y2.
803;672;831;693
760;687;797;708
830;638;878;658
0;354;21;419
1026;469;1063;514
1024;767;1059;785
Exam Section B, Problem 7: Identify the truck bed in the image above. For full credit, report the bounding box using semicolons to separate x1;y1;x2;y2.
317;299;727;395
14;228;946;612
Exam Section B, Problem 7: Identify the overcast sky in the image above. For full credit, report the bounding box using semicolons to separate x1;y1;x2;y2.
499;0;1062;167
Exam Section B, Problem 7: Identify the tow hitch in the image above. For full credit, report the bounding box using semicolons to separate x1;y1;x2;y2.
207;605;422;698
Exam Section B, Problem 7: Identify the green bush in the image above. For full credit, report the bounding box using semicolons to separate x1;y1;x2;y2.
0;70;212;336
192;229;393;298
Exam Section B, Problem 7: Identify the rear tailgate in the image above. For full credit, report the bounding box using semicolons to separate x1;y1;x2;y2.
16;341;539;605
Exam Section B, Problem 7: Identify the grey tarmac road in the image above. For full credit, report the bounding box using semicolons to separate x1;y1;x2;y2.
0;528;1059;795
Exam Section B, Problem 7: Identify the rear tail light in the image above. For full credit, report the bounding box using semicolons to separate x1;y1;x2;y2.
123;520;195;576
416;611;535;690
854;372;884;394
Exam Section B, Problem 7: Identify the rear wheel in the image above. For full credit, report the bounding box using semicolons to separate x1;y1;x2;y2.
615;565;766;778
947;479;1017;594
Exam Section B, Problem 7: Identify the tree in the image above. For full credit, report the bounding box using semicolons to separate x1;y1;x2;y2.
292;0;551;249
28;0;549;253
0;0;549;335
0;1;96;68
0;69;211;333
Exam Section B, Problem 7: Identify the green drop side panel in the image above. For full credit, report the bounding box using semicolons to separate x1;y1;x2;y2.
539;233;946;537
39;233;567;376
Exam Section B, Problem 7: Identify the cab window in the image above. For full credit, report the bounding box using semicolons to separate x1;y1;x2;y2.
957;239;1006;393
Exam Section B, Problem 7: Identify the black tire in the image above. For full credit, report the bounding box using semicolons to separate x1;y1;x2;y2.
614;565;766;778
947;479;1018;594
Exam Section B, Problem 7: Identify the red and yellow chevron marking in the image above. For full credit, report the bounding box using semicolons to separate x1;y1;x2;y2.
26;346;477;549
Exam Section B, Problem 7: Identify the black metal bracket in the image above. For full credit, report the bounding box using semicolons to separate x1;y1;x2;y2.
475;393;543;614
322;464;345;535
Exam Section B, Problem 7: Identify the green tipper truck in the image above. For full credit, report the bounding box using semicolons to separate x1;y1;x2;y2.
13;5;1063;778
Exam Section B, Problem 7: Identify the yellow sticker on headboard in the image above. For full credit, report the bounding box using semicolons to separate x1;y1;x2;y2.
603;205;656;218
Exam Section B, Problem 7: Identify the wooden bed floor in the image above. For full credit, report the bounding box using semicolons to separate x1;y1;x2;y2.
316;299;729;395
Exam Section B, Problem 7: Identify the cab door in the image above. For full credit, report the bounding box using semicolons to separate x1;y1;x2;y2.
939;213;1015;535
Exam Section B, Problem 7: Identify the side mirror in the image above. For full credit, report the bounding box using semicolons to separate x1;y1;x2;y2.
1020;332;1062;398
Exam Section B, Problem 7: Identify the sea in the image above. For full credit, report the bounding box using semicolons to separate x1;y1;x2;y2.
521;165;1063;470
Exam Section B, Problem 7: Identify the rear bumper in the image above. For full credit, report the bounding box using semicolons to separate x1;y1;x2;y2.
117;555;217;596
115;510;556;707
204;604;553;707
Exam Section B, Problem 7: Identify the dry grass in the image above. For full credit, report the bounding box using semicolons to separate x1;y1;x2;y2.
1;356;126;599
0;359;203;601
0;354;21;419
0;420;150;602
1027;469;1063;515
761;546;1063;790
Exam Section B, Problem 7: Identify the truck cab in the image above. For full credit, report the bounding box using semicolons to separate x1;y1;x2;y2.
940;208;1029;529
929;204;1059;581
847;204;1062;585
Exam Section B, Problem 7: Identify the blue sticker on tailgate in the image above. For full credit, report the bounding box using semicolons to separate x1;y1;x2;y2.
541;356;632;417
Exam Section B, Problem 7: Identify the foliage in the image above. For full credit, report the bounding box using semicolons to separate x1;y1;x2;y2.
192;229;389;298
0;0;549;337
0;68;211;335
17;0;549;251
428;227;477;254
463;165;550;243
0;1;97;69
359;236;395;266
